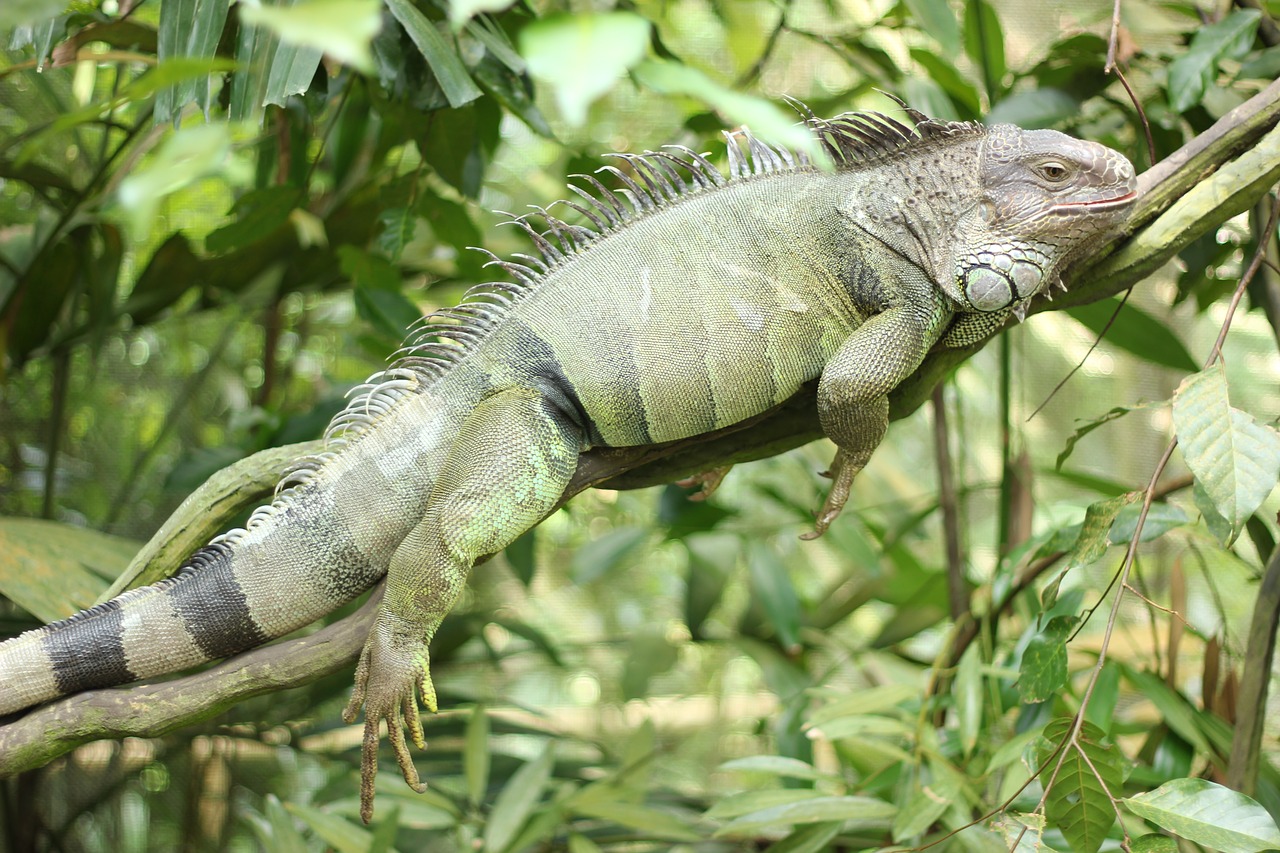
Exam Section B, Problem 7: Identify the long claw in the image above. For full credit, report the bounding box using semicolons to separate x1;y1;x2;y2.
675;465;732;501
359;716;380;823
404;693;426;750
800;450;862;540
349;623;438;823
387;709;427;793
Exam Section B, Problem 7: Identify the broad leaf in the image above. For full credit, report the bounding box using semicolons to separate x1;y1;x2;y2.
1167;10;1262;112
384;0;482;107
571;526;648;584
714;795;895;837
1038;719;1124;853
285;802;375;853
1065;299;1198;373
632;59;818;156
1056;401;1165;471
1124;779;1280;853
1172;362;1280;545
464;705;489;806
482;741;555;852
718;755;835;782
1018;614;1079;703
239;0;380;73
0;518;139;623
903;0;961;56
520;12;649;126
746;543;802;652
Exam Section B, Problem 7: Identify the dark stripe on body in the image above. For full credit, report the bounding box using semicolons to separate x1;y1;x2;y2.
45;600;134;694
504;319;607;446
168;546;269;659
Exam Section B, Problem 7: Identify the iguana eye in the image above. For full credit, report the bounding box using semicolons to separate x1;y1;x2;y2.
1036;161;1071;182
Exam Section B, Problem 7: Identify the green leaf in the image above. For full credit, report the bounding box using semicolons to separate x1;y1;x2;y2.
1172;362;1280;545
447;0;516;30
262;39;325;108
491;618;564;667
1018;614;1079;703
285;802;376;853
571;526;647;584
805;683;917;726
1064;492;1140;572
205;186;303;254
353;285;420;341
715;796;895;837
567;835;603;853
0;518;139;623
338;245;401;292
963;0;1006;98
155;0;232;123
717;755;834;782
503;528;536;586
519;12;649;126
122;234;205;325
239;0;380;73
1056;401;1165;471
766;821;842;853
986;88;1078;128
1120;667;1210;754
1064;299;1198;373
482;741;555;853
0;0;64;29
909;48;981;117
955;641;983;754
1130;834;1179;853
892;784;951;841
746;543;802;653
384;0;482;107
1166;10;1262;113
705;789;826;820
1037;719;1123;853
569;800;701;841
621;627;678;701
375;207;417;262
903;0;961;56
464;705;489;806
1108;502;1190;544
115;123;233;239
633;58;818;157
1124;779;1280;852
260;795;310;853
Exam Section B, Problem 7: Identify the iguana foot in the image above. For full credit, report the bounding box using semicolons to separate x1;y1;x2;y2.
343;620;436;824
799;450;863;540
676;465;732;501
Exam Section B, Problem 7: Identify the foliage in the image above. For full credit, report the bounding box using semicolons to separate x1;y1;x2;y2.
1;0;1279;850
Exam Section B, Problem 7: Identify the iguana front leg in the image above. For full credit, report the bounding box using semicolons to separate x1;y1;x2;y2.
803;293;951;539
342;386;582;823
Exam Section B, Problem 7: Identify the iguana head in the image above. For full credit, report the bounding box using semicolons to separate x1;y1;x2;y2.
944;126;1137;318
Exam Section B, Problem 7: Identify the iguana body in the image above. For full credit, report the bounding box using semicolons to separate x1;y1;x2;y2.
0;104;1136;821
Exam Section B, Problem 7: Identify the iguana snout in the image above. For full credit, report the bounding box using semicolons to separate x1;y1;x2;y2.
950;127;1137;316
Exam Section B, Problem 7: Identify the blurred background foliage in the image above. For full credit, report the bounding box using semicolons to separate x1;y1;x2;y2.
1;0;1279;850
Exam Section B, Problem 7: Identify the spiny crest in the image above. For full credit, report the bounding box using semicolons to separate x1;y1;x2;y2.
788;97;986;169
274;100;982;486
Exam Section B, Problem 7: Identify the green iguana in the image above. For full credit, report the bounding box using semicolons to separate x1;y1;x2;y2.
0;101;1137;822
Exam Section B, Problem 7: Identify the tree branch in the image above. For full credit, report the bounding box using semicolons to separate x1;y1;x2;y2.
2;80;1279;776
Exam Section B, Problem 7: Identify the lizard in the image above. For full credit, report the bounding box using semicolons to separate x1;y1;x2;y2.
0;100;1137;822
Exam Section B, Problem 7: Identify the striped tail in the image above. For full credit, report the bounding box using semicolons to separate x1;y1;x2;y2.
0;536;377;715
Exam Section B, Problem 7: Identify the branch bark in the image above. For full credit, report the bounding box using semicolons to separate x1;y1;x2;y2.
2;80;1279;776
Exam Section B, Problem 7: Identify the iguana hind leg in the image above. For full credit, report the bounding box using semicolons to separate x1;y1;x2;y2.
342;386;582;823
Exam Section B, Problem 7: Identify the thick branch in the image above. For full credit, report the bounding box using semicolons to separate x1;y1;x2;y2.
2;82;1279;774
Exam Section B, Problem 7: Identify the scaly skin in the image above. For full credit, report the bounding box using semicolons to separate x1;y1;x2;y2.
0;104;1137;823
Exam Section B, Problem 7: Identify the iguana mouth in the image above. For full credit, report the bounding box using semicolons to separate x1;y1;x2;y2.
1053;190;1138;210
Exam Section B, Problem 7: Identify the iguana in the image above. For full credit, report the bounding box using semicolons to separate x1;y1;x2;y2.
0;101;1136;822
